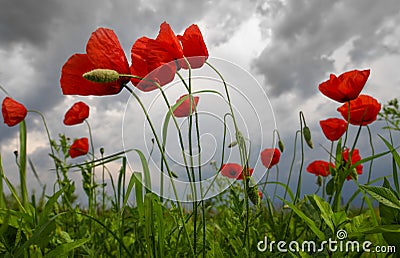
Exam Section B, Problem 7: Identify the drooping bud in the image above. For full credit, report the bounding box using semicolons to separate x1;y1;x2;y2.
317;175;323;187
348;168;358;181
303;126;313;149
83;69;120;83
228;141;238;148
278;140;284;153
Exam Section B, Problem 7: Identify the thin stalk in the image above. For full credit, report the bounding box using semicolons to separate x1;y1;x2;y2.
101;148;106;213
183;59;198;255
342;101;351;147
359;125;375;213
28;110;60;193
0;153;5;208
206;61;251;251
283;131;300;202
85;120;96;216
272;166;279;203
123;85;194;255
19;120;28;209
295;112;306;203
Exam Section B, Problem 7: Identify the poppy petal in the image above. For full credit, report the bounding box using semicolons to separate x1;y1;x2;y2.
86;28;130;77
177;24;209;69
60;54;123;96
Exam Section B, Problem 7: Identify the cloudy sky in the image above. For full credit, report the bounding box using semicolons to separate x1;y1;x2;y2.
1;0;400;204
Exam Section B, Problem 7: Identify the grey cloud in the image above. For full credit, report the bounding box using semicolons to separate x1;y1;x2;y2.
0;0;64;47
254;0;400;98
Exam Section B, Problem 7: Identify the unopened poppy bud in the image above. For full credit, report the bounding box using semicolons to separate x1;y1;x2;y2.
13;150;18;157
317;175;323;187
348;168;358;181
228;141;237;148
83;69;120;83
100;147;105;155
303;126;313;149
248;186;261;206
278;140;284;153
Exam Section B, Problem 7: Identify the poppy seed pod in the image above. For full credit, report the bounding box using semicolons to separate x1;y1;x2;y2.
83;69;120;83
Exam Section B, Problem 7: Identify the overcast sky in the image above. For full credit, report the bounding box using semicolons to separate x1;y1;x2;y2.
1;0;400;203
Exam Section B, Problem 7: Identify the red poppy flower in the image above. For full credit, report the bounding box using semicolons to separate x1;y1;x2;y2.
318;69;370;102
177;24;209;69
220;163;253;180
61;28;130;96
258;190;263;199
342;148;363;180
173;94;199;117
260;148;281;169
306;160;333;177
337;95;381;126
63;101;89;126
2;97;28;127
69;137;89;158
319;118;347;141
130;22;184;91
237;168;254;180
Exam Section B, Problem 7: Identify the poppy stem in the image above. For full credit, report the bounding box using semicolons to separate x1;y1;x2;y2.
19;120;28;209
359;125;375;213
0;84;10;96
85;120;96;216
28;110;60;193
206;61;252;251
122;84;195;256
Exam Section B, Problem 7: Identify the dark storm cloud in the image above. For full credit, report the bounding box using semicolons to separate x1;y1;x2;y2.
254;0;400;97
0;0;250;169
0;0;63;47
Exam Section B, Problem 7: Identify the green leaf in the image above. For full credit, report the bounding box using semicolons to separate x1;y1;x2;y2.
326;178;335;196
44;238;89;258
360;185;400;210
279;197;325;240
312;195;334;232
134;149;151;193
133;172;144;219
332;211;347;229
379;135;400;193
121;169;137;214
360;225;400;234
39;187;66;225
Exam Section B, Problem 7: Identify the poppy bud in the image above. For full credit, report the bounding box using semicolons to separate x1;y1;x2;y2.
278;140;284;153
248;186;261;206
228;141;237;148
100;147;105;155
303;126;313;149
317;175;323;187
83;69;120;83
347;168;359;181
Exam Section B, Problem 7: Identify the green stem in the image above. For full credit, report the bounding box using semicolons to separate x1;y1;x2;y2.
359;125;375;213
122;85;194;256
85;120;96;216
0;153;5;208
206;61;251;251
28;110;60;193
283;130;300;201
19;120;28;209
